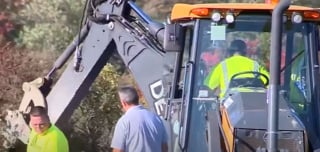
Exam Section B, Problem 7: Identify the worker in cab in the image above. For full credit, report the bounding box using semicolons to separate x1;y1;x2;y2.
288;51;307;112
204;39;269;98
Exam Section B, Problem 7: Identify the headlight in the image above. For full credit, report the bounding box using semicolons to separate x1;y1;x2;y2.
211;12;221;22
225;12;235;24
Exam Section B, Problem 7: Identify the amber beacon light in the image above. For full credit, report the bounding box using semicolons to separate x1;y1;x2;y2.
265;0;279;4
191;8;210;16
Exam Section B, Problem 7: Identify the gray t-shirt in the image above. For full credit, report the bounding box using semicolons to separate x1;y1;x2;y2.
111;105;167;152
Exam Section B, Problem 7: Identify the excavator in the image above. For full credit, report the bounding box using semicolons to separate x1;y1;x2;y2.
4;0;320;151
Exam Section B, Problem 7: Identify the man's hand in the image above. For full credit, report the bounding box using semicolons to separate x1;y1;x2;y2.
162;143;168;152
112;148;124;152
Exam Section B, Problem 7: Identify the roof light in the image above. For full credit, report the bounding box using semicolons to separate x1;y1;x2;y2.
191;8;210;16
211;12;221;22
303;11;320;19
225;12;235;23
265;0;279;4
291;12;303;24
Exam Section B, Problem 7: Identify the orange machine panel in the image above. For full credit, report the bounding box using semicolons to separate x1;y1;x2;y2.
170;3;320;22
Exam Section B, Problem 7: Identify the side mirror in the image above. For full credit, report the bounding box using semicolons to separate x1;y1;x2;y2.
163;24;184;52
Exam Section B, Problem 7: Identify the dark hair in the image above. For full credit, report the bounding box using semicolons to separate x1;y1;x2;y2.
118;86;139;105
228;39;247;56
30;106;49;118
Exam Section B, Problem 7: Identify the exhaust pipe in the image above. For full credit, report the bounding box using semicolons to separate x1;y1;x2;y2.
268;0;291;151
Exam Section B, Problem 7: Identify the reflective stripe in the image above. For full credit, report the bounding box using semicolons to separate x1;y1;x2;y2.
254;61;259;78
254;61;259;72
221;61;229;90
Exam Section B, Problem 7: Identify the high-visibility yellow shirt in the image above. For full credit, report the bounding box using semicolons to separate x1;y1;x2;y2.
204;55;269;97
289;53;306;112
27;124;69;152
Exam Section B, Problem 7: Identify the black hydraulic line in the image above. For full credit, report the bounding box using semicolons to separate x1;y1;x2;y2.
127;0;164;42
127;1;152;24
280;50;304;73
46;23;90;78
268;0;291;151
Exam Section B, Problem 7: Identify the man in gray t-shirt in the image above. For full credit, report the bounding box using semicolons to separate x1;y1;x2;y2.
111;86;168;152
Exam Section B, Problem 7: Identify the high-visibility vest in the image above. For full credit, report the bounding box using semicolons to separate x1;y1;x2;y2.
204;55;269;97
289;53;306;105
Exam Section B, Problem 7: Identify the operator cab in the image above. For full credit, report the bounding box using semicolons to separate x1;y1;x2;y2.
168;2;320;152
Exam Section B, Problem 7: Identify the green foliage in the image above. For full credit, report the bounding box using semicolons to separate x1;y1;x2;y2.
17;0;85;52
140;0;225;19
15;0;320;51
0;0;30;43
258;33;271;68
68;64;122;152
292;0;320;7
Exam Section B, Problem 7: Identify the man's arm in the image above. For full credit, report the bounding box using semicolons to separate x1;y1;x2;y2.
161;119;169;152
259;65;270;85
111;118;126;151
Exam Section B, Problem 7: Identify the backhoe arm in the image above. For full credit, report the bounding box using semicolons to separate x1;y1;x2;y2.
47;12;166;125
5;0;178;144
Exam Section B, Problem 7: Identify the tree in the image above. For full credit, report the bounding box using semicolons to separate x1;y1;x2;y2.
16;0;320;52
0;0;30;43
17;0;85;52
292;0;320;7
68;64;122;152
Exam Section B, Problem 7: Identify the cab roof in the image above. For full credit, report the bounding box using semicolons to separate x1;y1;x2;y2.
171;3;320;21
